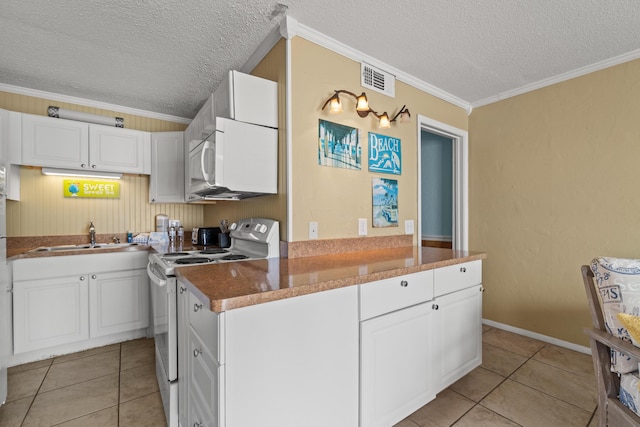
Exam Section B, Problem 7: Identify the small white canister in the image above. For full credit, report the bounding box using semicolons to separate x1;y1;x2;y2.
156;214;169;232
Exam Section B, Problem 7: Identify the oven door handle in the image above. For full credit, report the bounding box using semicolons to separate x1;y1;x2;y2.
147;262;168;287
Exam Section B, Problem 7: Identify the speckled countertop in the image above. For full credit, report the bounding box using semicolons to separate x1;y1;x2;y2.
176;246;486;313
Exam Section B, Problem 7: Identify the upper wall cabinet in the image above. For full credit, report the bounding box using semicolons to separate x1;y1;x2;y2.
20;114;151;174
0;108;22;201
214;70;278;129
150;131;184;203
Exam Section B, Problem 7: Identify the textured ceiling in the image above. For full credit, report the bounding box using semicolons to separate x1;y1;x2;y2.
1;1;639;120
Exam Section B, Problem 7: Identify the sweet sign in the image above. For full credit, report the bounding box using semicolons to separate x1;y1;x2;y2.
368;132;401;175
63;180;120;198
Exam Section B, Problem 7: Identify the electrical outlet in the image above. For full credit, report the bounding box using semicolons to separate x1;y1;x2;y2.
358;218;367;236
404;219;414;235
309;221;318;239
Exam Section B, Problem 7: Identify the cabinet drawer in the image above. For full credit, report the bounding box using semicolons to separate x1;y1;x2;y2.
188;292;223;363
434;260;482;297
360;271;434;320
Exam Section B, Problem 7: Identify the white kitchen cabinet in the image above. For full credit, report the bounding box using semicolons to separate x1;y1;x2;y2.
20;113;150;174
177;284;190;427
150;131;184;203
0;108;22;201
432;284;483;391
11;252;149;360
13;275;89;353
359;271;436;427
213;70;278;128
185;94;215;146
432;260;483;390
89;268;149;338
360;302;435;427
178;283;359;427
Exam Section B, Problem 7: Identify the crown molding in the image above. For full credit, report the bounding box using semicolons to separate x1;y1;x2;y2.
282;16;472;113
0;82;191;124
471;48;640;109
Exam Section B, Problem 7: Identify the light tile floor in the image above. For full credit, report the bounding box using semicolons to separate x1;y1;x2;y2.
394;325;598;427
0;327;598;427
0;338;166;427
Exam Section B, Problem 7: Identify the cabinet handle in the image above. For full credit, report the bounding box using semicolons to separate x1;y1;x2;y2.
481;286;485;292
79;276;86;281
432;304;439;310
400;280;408;287
179;286;187;294
194;303;203;312
193;348;202;358
91;274;97;279
91;164;97;169
460;267;467;273
81;163;87;168
194;422;203;427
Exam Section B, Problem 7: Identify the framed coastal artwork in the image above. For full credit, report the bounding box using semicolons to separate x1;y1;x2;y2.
368;132;401;175
372;177;398;228
318;119;361;170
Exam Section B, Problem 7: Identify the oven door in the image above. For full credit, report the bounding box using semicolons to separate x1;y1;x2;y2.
147;262;177;382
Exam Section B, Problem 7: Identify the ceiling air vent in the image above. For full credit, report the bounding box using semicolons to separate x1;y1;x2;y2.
361;63;395;97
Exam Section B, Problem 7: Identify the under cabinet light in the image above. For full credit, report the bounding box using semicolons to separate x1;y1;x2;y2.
41;168;122;180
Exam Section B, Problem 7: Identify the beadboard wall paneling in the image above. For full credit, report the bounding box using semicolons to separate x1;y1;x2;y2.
1;90;203;237
7;168;203;236
203;39;288;240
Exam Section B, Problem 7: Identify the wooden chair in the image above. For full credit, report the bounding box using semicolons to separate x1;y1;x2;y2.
582;264;640;426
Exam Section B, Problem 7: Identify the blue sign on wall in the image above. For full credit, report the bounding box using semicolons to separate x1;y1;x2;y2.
368;132;401;175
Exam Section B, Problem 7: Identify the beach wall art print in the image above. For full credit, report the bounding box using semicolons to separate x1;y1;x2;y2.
318;119;361;170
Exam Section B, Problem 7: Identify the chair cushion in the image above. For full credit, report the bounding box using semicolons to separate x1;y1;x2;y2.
620;371;640;417
591;257;640;373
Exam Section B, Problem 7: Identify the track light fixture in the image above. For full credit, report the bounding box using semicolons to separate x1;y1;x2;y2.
321;90;410;129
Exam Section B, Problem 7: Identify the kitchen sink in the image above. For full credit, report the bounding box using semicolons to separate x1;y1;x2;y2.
28;243;141;253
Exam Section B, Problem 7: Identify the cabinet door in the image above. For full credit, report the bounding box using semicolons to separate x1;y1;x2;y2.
432;284;483;391
0;109;21;200
188;324;221;427
21;113;89;168
89;269;149;338
89;124;150;173
13;275;89;354
150;131;184;203
360;302;436;427
177;284;190;427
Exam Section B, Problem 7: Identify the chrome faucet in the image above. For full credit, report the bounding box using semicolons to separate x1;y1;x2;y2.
89;221;96;247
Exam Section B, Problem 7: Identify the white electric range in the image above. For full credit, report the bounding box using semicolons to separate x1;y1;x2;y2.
147;217;279;426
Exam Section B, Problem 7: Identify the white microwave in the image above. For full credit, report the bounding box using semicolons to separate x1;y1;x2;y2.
185;117;278;201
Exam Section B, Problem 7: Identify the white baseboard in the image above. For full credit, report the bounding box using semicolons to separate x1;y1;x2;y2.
482;319;591;355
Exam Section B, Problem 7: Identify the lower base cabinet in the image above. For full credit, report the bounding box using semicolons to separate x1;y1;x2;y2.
12;252;149;356
432;284;483;391
177;260;482;427
13;276;90;353
360;302;436;427
178;283;359;427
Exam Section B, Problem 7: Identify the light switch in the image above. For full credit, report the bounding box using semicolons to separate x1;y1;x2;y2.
358;218;367;236
309;221;318;239
404;219;414;235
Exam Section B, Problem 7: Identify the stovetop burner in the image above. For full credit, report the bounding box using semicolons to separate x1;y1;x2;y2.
174;257;214;265
200;249;229;255
221;254;249;261
162;252;191;257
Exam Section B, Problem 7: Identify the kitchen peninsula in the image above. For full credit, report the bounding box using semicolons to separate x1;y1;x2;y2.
175;246;485;427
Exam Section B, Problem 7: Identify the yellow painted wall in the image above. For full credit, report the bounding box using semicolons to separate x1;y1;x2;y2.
203;39;288;238
0;90;204;236
469;59;640;346
289;37;468;242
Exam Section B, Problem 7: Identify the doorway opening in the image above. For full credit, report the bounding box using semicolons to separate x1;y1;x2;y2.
417;115;468;251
